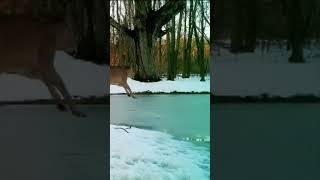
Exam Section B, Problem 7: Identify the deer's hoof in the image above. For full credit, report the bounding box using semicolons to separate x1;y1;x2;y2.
72;110;87;118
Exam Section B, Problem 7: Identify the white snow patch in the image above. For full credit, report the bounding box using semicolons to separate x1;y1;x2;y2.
110;125;210;180
110;75;210;94
0;51;108;101
212;42;320;97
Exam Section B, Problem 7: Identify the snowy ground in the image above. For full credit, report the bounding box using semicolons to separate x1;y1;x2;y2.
212;41;320;97
110;125;210;180
0;51;108;101
110;75;210;94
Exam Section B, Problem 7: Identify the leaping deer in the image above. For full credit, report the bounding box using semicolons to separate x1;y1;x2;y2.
110;66;135;98
0;15;85;117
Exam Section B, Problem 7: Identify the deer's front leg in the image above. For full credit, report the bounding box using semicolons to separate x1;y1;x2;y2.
46;70;86;117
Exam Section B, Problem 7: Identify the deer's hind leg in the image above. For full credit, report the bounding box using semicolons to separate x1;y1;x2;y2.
122;86;130;97
123;83;135;98
44;82;67;111
24;70;67;111
45;70;86;117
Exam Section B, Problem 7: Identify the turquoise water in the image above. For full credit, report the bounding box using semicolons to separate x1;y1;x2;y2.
111;94;210;145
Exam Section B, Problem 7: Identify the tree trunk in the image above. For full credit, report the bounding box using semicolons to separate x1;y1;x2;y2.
168;16;176;80
288;0;305;63
199;0;205;81
93;0;107;62
193;10;205;81
175;11;183;76
133;1;159;81
69;0;107;65
159;38;162;74
184;0;195;78
158;0;162;74
134;29;159;81
111;0;186;81
244;0;257;52
166;22;171;78
231;0;257;53
231;0;243;53
182;0;188;78
76;0;96;62
210;0;214;63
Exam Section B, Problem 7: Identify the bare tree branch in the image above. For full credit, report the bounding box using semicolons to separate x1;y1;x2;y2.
114;126;132;133
114;128;129;133
153;0;186;34
204;14;210;25
195;26;210;44
110;16;135;38
196;0;210;25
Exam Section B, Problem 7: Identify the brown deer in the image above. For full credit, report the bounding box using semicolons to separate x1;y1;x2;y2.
110;66;135;98
0;15;85;117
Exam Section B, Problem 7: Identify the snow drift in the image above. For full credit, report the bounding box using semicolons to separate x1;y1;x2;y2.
212;45;320;97
110;125;210;180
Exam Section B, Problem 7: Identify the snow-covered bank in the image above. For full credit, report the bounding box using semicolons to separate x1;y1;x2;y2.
212;63;320;97
0;51;108;101
110;125;210;180
212;44;320;97
110;75;210;94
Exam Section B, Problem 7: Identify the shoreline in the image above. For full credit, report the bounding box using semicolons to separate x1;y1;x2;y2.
110;91;210;95
211;94;320;104
0;96;109;105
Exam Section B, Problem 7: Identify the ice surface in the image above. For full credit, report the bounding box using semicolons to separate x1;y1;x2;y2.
110;125;210;180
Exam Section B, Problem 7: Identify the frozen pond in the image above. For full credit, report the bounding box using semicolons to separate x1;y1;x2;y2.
0;104;108;180
213;103;320;180
111;95;210;143
110;95;210;180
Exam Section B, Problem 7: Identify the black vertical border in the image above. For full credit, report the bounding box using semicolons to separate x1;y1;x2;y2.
106;0;111;179
210;0;215;179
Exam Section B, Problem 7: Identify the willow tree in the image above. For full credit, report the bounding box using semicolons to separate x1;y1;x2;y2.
110;0;186;82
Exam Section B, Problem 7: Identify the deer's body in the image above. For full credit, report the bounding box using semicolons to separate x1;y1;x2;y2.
0;15;85;117
110;66;135;98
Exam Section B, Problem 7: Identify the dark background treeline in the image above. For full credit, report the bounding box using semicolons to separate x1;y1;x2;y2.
214;0;320;63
